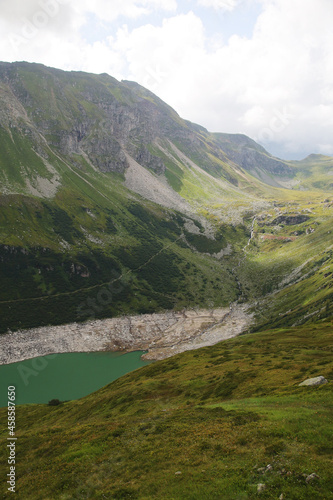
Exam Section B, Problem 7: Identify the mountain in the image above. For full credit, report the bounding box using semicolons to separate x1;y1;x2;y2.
0;62;333;499
0;61;332;335
2;61;328;200
0;61;291;195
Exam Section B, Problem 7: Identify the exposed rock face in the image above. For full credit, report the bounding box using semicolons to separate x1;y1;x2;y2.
0;305;253;365
272;215;310;225
299;376;328;387
0;61;298;185
214;133;293;177
0;62;174;176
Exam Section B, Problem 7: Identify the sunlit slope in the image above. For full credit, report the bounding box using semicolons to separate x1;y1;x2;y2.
288;154;333;191
232;199;333;328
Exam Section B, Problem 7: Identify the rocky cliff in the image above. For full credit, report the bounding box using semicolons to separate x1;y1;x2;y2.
0;61;295;188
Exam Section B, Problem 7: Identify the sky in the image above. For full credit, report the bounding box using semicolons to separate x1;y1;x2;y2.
1;0;333;160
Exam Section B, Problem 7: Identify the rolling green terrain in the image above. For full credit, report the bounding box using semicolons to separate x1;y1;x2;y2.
0;62;332;499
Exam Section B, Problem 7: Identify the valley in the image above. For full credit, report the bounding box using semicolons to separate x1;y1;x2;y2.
0;62;332;499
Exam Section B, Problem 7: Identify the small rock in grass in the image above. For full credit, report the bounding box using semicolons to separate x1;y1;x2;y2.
279;495;284;500
175;471;182;475
257;483;266;494
306;473;320;483
266;464;273;472
299;376;328;387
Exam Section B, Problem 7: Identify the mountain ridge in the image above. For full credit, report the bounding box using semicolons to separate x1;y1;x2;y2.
0;60;315;195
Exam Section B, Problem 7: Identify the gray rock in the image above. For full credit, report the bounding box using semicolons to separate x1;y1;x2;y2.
257;464;273;474
306;473;320;483
299;376;328;387
257;484;266;493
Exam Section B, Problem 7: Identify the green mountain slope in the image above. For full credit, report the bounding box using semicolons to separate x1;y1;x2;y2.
0;63;249;331
0;61;332;335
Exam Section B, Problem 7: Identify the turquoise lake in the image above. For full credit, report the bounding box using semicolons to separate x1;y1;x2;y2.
0;351;150;407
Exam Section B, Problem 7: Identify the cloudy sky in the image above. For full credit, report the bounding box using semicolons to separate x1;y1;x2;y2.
1;0;333;159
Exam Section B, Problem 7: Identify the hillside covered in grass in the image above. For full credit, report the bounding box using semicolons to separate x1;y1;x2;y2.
0;323;332;499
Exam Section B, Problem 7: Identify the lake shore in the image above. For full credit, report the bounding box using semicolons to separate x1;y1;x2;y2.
0;304;252;365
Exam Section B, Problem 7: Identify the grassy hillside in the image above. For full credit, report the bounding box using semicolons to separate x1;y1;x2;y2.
235;198;333;328
289;155;333;191
0;63;256;332
1;171;333;332
0;181;244;331
0;323;332;499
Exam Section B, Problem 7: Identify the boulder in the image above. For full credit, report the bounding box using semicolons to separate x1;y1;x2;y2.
257;484;266;494
299;376;328;387
306;473;320;483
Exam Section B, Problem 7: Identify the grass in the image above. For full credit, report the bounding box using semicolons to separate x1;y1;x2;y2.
0;323;332;498
1;178;332;333
238;200;333;328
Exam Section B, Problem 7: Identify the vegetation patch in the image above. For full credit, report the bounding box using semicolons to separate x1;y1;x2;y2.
0;324;332;498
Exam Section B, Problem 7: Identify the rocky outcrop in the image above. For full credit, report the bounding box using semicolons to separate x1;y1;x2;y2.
0;61;299;185
214;133;293;177
299;376;328;387
272;215;310;225
0;62;172;175
0;305;253;365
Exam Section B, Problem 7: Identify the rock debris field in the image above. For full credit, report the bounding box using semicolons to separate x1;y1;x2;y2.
0;305;252;365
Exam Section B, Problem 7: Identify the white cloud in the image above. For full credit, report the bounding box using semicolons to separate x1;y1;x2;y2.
70;0;177;22
114;13;205;88
197;0;241;12
116;0;333;158
0;0;333;158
